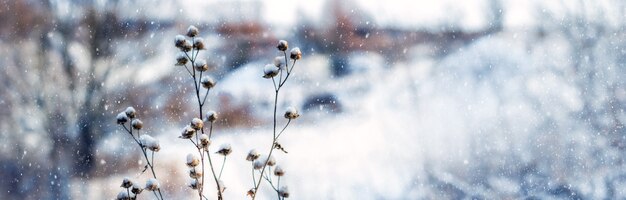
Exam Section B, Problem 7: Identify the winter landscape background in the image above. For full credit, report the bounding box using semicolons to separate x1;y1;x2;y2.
1;0;626;199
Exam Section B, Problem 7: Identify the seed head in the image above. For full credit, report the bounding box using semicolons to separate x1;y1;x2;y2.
277;40;288;51
175;35;186;48
193;37;205;50
176;52;188;66
216;144;232;156
131;119;143;130
189;168;203;179
125;107;136;118
117;190;130;200
290;47;302;60
131;184;143;194
274;56;286;69
181;40;193;52
263;64;279;79
200;76;215;89
278;186;290;198
116;112;129;124
206;111;218;122
191;118;204;130
144;178;160;191
284;106;300;119
200;134;211;148
187;25;199;37
140;135;160;152
247;188;256;197
266;156;276;166
274;165;285;176
246;149;260;161
186;153;200;167
120;177;133;188
179;125;196;139
253;160;264;170
194;59;208;72
189;179;202;190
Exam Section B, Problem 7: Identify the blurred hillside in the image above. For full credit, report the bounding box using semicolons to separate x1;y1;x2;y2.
1;0;626;199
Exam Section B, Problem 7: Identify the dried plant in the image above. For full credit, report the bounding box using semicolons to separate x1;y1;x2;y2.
248;40;302;200
116;107;165;200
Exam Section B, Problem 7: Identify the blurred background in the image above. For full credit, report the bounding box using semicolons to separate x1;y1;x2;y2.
1;0;626;199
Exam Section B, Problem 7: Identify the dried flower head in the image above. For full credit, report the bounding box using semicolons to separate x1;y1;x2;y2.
179;125;196;139
144;178;160;191
190;118;204;130
247;188;256;198
186;153;200;167
206;111;218;122
189;179;202;190
181;40;193;52
274;56;286;69
116;112;129;124
175;35;186;48
125;107;136;118
120;177;133;188
216;144;232;156
263;64;279;79
187;25;199;37
194;59;209;72
176;52;188;66
274;165;285;176
266;156;276;166
200;134;211;148
200;76;215;89
140;135;160;152
284;106;300;119
117;190;130;200
277;40;288;51
189;167;203;179
253;160;264;170
131;119;143;130
193;37;205;49
278;186;290;198
131;184;143;194
290;47;302;60
246;149;260;161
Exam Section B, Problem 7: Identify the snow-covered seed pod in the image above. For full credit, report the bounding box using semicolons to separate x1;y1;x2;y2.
193;37;205;50
263;64;279;79
116;190;130;200
125;107;136;119
284;107;300;119
216;144;232;156
189;168;203;179
266;156;276;166
176;52;188;66
246;149;260;161
175;35;186;48
194;59;208;72
191;118;204;130
131;184;143;194
200;134;211;148
274;166;285;176
120;177;133;188
189;179;201;190
186;153;200;167
253;159;264;170
200;76;215;89
144;178;160;191
247;189;256;197
187;25;199;37
179;125;196;139
290;47;302;60
116;112;129;124
140;135;160;152
278;186;289;198
181;40;193;52
124;107;137;119
131;119;143;130
206;111;218;123
274;56;285;69
277;40;288;51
